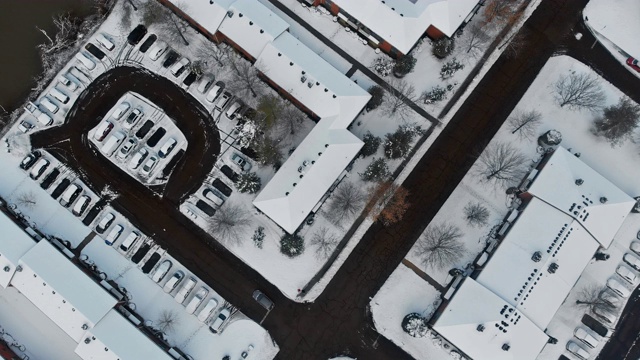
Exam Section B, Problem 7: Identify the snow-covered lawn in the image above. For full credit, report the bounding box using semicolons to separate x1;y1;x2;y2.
370;264;454;360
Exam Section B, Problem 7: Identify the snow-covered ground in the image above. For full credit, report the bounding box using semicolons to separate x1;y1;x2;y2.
371;54;640;359
584;0;640;60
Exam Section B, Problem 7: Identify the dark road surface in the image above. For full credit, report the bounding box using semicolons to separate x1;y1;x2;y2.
25;0;640;359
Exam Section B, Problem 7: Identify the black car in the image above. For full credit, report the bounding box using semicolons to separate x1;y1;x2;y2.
135;120;154;139
212;178;232;197
183;72;197;87
51;178;71;200
127;24;147;45
163;50;179;68
146;127;166;147
85;43;105;60
131;243;151;264
139;34;157;53
40;168;60;190
141;252;161;274
220;165;239;182
196;200;216;216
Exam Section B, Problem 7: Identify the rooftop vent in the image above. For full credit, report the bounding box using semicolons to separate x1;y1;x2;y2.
82;324;89;330
600;196;608;204
575;178;583;186
301;75;307;83
502;344;510;351
476;324;485;332
2;266;9;272
307;81;314;88
84;338;91;344
548;262;559;274
531;251;542;262
226;10;234;18
16;265;22;272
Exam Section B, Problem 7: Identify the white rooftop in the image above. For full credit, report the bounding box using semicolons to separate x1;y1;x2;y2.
475;198;600;329
253;32;370;233
74;309;172;360
331;0;479;53
166;0;235;36
11;241;117;342
0;212;36;288
584;0;640;58
527;146;635;247
433;278;549;360
218;0;289;59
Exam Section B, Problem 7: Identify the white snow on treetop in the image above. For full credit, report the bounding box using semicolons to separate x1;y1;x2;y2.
475;198;600;329
253;32;370;233
12;240;117;342
331;0;480;54
74;309;172;360
0;212;36;288
584;0;640;58
433;277;549;360
523;146;635;247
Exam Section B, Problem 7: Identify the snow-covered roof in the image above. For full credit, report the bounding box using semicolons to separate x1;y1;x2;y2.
218;0;289;59
74;309;172;360
11;241;117;342
0;212;36;288
475;198;600;329
253;32;370;233
332;0;479;53
165;0;236;36
433;278;549;360
526;146;635;247
584;0;640;58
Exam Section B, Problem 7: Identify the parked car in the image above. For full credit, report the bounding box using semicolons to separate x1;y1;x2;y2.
39;97;59;114
94;120;114;141
209;308;231;334
95;33;115;51
174;277;197;304
182;72;197;88
593;306;618;325
59;184;82;207
127;24;147;45
29;158;50;180
185;287;209;314
112;102;130;120
141;252;161;274
119;231;141;252
607;278;631;298
75;52;96;70
116;138;137;160
58;74;78;91
138;34;157;53
197;76;214;94
599;288;622;308
623;253;640;271
96;212;115;233
616;265;637;284
630;241;640;256
49;87;69;104
158;138;177;158
626;57;640;73
197;298;218;322
84;43;105;60
20;151;40;170
566;341;590;360
141;156;158;175
152;260;172;283
212;178;232;197
135;120;154;139
163;50;179;68
18;120;34;133
231;153;251;171
123;108;143;130
195;200;216;217
101;132;126;156
205;84;223;103
225;100;243;120
252;290;274;310
170;57;190;77
72;195;91;217
220;165;239;182
148;41;168;61
574;327;599;348
163;270;185;293
37;112;53;126
203;188;225;207
104;224;124;246
129;148;149;169
215;91;232;110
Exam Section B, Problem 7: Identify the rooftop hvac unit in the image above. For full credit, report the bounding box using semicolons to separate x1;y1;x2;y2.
84;338;91;344
476;324;485;332
307;80;314;88
502;344;510;351
301;75;307;83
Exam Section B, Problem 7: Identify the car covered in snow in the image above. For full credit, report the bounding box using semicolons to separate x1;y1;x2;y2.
148;41;167;61
185;287;209;314
104;224;124;246
197;298;218;322
197;76;214;94
566;340;590;360
151;260;172;283
630;241;640;256
58;74;78;91
158;138;177;158
574;327;599;348
123;108;143;130
29;158;50;180
112;102;130;120
72;195;91;217
170;57;190;77
175;277;197;304
116;138;137;160
616;265;637;284
94;120;114;141
119;231;140;252
141;156;158;176
163;270;184;293
607;278;630;298
59;184;82;207
18;120;34;133
623;253;640;271
96;212;115;233
209;308;231;334
129;148;149;170
231;153;251;172
205;83;223;103
20;151;40;170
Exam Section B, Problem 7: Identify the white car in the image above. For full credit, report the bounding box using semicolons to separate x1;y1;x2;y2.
185;287;209;314
574;327;599;348
630;241;640;256
197;76;214;94
58;74;78;91
209;308;230;334
112;102;130;120
599;288;622;308
151;260;172;283
623;253;640;271
170;57;190;76
141;156;158;175
566;341;590;360
116;138;137;160
122;108;143;130
128;148;149;169
616;265;637;284
148;41;167;61
607;278;631;298
197;298;218;322
205;84;222;103
163;271;184;293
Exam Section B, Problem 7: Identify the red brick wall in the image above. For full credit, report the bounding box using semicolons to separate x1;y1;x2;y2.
426;25;446;40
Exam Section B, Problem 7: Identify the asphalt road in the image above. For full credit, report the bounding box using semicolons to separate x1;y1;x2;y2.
26;0;640;359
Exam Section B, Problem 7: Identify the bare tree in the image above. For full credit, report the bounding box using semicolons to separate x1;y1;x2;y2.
365;181;410;226
254;135;283;168
228;56;264;99
483;0;517;24
256;94;284;131
414;223;465;270
310;227;339;259
16;192;37;210
592;97;640;147
36;13;81;71
272;103;305;140
139;0;189;45
464;202;490;227
207;202;251;246
156;309;180;334
575;284;618;314
196;43;230;68
503;30;528;59
507;109;542;140
474;141;527;188
553;72;605;111
381;78;417;121
325;181;367;225
458;24;490;59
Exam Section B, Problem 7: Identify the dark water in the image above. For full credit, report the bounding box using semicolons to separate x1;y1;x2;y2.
0;0;94;111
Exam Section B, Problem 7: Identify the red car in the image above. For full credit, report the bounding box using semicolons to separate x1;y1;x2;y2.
627;57;640;72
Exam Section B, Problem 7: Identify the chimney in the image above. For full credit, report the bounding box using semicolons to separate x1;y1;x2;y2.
600;197;608;204
575;178;583;186
502;344;510;351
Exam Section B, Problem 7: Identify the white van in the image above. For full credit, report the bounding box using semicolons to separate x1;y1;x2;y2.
75;52;96;70
158;138;177;158
60;184;81;207
37;113;53;126
40;97;59;114
574;327;599;348
96;33;115;51
101;132;125;156
49;87;69;104
104;224;124;246
197;298;218;322
174;277;197;304
119;231;140;252
185;287;209;314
